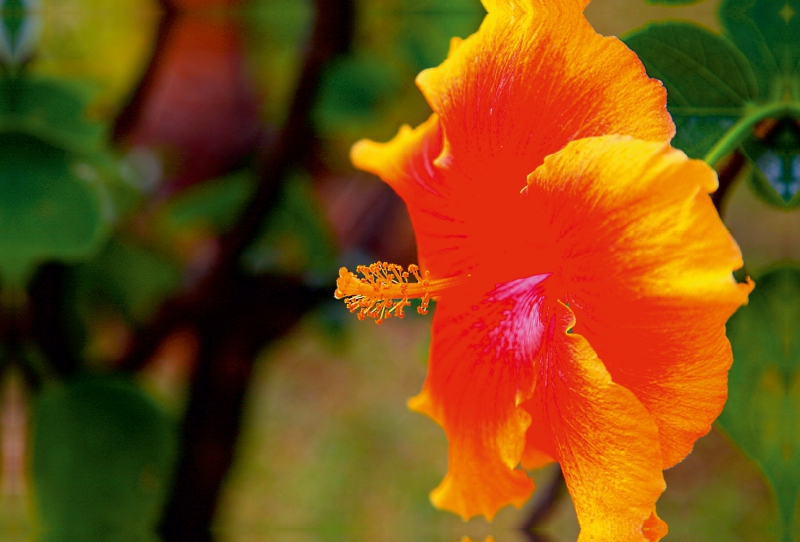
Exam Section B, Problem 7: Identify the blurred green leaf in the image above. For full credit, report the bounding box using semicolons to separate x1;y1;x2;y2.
75;239;181;324
399;13;483;71
0;133;111;284
0;77;104;153
624;22;757;158
375;0;484;73
2;0;26;58
244;173;337;280
32;375;177;542
160;169;255;234
314;53;402;134
244;0;312;127
394;0;484;72
314;2;484;168
718;266;800;541
720;0;800;102
159;168;336;280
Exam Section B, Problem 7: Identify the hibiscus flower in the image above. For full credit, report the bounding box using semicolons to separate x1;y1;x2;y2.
335;0;753;539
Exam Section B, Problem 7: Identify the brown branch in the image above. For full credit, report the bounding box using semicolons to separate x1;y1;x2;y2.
127;0;357;539
212;0;354;269
712;150;745;212
112;6;174;142
26;263;79;379
119;0;354;374
159;274;327;542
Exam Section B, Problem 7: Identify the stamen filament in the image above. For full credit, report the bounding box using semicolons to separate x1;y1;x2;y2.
334;262;464;324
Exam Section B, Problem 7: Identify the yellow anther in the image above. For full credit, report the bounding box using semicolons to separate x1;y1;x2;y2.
334;261;460;324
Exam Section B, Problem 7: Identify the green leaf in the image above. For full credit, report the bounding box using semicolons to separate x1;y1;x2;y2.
244;0;312;127
0;77;104;153
624;22;757;158
75;239;181;323
159;169;255;234
31;375;178;542
314;53;402;135
1;0;26;60
0;133;112;284
243;173;337;280
396;2;485;72
718;266;800;540
720;0;800;101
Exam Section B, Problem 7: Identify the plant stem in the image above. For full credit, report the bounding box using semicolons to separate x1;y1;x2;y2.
703;102;800;167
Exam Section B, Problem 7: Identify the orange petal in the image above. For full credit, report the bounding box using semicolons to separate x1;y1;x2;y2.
523;302;667;541
643;511;669;542
352;1;672;281
525;136;753;468
352;115;534;281
481;0;590;13
409;274;555;521
417;0;673;191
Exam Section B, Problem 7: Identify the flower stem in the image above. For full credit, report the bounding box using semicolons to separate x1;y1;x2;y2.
703;102;800;167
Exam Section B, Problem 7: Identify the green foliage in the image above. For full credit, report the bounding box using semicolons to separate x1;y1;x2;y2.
626;2;800;207
720;0;800;102
31;376;178;542
0;133;111;284
314;0;483;166
314;53;402;134
394;0;485;72
0;78;104;153
158;169;336;280
1;0;26;61
160;170;255;234
244;174;337;279
244;0;313;127
624;22;757;159
0;76;134;285
718;266;800;541
74;239;181;324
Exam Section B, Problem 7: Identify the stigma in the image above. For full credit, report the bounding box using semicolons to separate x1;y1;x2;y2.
334;262;465;324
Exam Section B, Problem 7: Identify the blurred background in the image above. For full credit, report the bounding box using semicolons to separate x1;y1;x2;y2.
0;0;790;541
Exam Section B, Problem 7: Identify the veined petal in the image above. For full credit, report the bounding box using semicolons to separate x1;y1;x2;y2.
523;302;667;542
409;275;551;520
525;136;753;468
352;1;673;282
417;0;673;191
352;115;536;281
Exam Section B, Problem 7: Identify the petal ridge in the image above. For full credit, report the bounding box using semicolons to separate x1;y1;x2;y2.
410;276;550;521
525;302;667;542
525;135;753;468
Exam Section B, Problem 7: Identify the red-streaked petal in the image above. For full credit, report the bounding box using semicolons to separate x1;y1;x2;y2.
352;116;535;282
351;116;464;276
351;0;673;282
409;275;551;520
417;0;673;190
523;302;667;542
525;135;753;468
